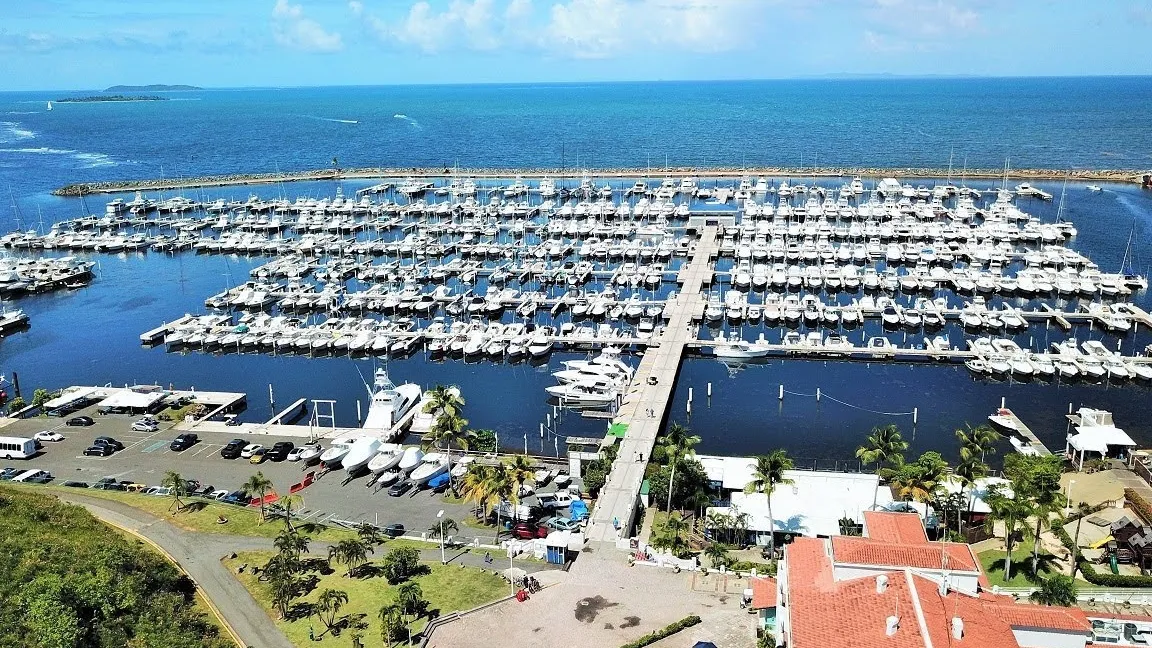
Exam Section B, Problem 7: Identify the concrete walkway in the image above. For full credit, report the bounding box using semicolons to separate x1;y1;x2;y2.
586;226;719;546
58;492;294;648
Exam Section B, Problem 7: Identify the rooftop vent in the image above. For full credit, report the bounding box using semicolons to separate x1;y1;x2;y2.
876;575;889;594
952;616;964;640
886;616;900;636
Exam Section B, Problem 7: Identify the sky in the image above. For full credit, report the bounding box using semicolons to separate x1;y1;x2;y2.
1;0;1150;90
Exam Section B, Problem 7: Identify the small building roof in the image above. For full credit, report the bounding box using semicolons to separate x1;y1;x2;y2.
862;511;927;545
43;386;102;409
832;536;981;573
750;576;776;609
705;467;891;538
1069;425;1136;454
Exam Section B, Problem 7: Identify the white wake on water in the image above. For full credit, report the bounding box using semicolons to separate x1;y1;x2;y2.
300;115;358;124
394;114;421;129
0;121;35;142
0;146;120;168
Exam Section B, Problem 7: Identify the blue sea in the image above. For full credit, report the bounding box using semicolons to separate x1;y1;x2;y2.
3;78;1152;465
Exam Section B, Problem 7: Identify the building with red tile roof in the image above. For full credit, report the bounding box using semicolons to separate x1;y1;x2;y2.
773;511;1092;648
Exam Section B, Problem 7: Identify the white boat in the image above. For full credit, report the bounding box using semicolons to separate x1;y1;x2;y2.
1010;436;1042;456
546;382;617;407
367;444;404;474
361;367;423;436
452;456;476;478
375;470;402;487
987;408;1021;432
410;452;451;485
713;333;772;359
398;446;424;473
1086;184;1102;192
343;437;383;473
296;443;323;462
319;438;354;465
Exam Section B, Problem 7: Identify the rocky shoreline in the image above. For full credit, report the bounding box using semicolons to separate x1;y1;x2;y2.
53;166;1152;196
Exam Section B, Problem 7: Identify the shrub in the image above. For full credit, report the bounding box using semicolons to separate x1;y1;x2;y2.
380;546;421;584
730;560;777;576
619;615;702;648
1126;489;1152;525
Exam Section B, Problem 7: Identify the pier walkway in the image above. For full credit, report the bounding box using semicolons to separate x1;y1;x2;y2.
585;226;717;546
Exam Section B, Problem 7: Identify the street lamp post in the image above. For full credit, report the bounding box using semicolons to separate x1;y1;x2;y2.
1066;480;1076;514
436;509;445;565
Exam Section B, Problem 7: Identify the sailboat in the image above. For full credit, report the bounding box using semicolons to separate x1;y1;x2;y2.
46;101;52;111
1119;221;1148;291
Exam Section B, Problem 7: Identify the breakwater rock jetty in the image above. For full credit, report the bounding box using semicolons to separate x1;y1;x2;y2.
53;166;1151;196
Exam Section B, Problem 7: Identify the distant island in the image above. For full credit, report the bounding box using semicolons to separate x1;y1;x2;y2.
56;95;169;103
104;84;201;92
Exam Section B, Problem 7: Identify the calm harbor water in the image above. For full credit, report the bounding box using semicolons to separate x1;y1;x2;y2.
3;78;1152;463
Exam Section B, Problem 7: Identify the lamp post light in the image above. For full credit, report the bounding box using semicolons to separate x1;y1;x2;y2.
436;509;446;565
1066;480;1076;515
666;452;681;514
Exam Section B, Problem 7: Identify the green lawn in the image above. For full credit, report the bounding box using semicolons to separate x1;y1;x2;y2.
978;546;1060;588
15;484;359;542
226;550;509;646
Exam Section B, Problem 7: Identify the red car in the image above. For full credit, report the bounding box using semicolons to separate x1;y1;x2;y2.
512;523;548;540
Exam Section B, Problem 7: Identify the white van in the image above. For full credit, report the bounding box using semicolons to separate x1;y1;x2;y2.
0;436;37;460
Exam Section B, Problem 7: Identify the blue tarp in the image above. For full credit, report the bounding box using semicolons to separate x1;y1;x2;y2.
569;499;588;521
428;473;450;489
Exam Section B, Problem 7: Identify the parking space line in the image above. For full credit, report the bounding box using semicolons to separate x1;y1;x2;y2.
188;444;219;458
123;431;162;451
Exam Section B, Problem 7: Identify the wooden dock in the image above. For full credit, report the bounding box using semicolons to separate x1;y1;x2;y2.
585;226;718;545
266;398;307;424
998;408;1052;456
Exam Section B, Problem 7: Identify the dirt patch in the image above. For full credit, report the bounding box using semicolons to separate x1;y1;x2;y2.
575;595;619;623
604;623;614;630
621;616;641;628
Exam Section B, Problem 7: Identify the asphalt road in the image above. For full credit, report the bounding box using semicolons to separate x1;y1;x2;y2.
4;404;579;541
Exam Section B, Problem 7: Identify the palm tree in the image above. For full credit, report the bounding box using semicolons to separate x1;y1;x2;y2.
953;456;988;525
273;528;309;566
956;423;1001;464
428;517;459;539
505;455;535;503
855;424;909;476
396;581;428;639
276;493;304;532
1069;502;1095;577
1030;575;1077;607
703;542;731;569
487;467;515;538
425;411;472;487
316;588;349;633
242;471;274;522
657;422;700;465
461;464;508;538
355;522;385;548
423;384;465;418
161;470;186;514
329;538;373;577
378;603;406;647
744;450;794;559
984;484;1034;582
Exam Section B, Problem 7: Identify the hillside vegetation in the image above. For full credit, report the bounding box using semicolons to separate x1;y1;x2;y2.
0;487;231;648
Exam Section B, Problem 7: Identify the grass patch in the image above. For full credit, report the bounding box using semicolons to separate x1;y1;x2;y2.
978;546;1060;588
19;484;359;542
225;550;509;646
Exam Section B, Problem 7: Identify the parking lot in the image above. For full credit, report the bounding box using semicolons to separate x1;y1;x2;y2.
2;402;582;540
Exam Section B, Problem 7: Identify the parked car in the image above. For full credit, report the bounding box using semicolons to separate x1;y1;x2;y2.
25;471;54;484
220;439;246;459
0;468;22;480
84;445;116;457
249;448;268;464
387;480;413;497
131;419;159;432
66;416;95;427
90;477;125;490
12;469;49;483
170;433;198;451
34;430;64;443
62;480;90;488
536;492;573;510
239;443;263;459
209;489;231;500
222;490;250;506
93;436;124;451
286;445;310;462
266;441;295;462
542;516;582;531
384;523;406;538
512;522;549;539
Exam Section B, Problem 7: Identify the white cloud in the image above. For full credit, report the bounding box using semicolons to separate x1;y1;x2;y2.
863;0;984;48
272;0;343;52
350;0;762;57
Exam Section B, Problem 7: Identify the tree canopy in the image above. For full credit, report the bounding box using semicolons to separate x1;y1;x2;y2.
0;487;231;648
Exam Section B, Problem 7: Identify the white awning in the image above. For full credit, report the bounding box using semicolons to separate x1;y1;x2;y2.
43;386;101;409
97;390;165;410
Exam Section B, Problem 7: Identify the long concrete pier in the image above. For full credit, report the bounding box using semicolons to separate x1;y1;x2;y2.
584;225;718;546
